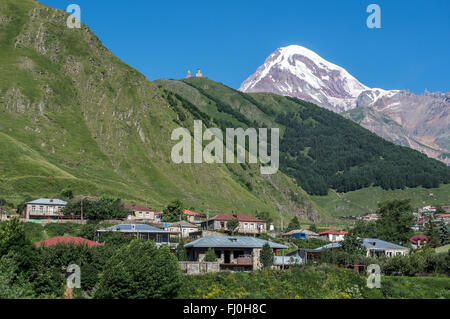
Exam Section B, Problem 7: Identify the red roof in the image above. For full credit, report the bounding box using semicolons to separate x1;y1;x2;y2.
319;229;348;235
125;204;155;212
212;214;264;223
183;209;201;216
35;236;104;248
409;235;429;244
436;213;450;218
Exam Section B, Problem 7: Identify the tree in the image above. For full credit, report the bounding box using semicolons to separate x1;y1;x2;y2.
309;223;318;233
61;189;74;200
260;243;274;269
176;240;188;261
373;200;415;244
340;235;366;264
435;205;446;214
226;218;239;235
204;248;217;262
255;211;273;225
162;200;184;222
439;224;450;246
95;240;181;298
63;197;128;220
424;220;441;248
0;218;38;273
286;216;300;232
0;253;34;299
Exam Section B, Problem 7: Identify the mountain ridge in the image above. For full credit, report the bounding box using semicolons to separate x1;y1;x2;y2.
239;45;450;165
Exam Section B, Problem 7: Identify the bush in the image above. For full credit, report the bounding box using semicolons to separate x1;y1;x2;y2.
95;240;181;298
204;248;217;262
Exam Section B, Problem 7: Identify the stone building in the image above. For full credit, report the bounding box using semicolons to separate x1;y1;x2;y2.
184;236;287;271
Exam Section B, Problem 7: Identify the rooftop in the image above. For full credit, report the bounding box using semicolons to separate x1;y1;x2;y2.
35;236;104;248
166;220;199;228
313;238;409;251
319;229;348;235
125;204;156;212
25;198;67;206
209;214;264;223
183;209;201;216
97;224;178;233
184;236;288;249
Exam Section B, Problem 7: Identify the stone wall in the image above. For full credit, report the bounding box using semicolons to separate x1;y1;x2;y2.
179;261;220;275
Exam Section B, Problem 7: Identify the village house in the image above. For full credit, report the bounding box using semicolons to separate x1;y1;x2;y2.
184;236;287;271
164;220;199;238
412;216;429;231
125;204;162;222
362;214;379;221
302;238;410;262
435;213;450;224
96;224;178;247
318;229;348;242
24;198;67;221
183;209;202;223
282;229;319;239
201;214;267;235
409;235;429;249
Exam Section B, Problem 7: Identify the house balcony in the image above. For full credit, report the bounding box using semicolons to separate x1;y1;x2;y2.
220;256;253;266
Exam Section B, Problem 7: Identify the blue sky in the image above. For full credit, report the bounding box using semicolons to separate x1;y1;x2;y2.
40;0;449;93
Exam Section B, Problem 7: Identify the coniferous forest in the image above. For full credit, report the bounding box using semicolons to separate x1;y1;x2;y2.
277;98;450;195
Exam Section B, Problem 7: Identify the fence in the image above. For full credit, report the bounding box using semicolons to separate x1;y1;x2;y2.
179;261;220;275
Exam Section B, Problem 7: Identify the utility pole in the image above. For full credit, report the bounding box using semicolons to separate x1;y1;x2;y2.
179;210;182;241
80;198;84;223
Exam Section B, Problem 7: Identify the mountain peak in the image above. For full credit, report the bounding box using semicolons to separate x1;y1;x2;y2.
239;45;395;112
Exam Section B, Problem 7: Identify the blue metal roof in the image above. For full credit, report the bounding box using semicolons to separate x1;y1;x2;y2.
184;236;288;249
25;198;67;205
313;238;409;251
98;224;176;233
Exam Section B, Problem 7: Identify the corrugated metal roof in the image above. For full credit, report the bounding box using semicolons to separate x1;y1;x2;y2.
97;224;177;233
313;238;409;251
184;236;288;249
25;198;67;205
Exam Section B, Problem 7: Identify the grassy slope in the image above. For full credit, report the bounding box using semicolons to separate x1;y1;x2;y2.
0;0;329;224
312;184;450;216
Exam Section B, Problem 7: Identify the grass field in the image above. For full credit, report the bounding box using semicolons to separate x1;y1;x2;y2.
312;184;450;216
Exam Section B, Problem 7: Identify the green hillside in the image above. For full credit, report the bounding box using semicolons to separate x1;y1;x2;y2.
312;184;450;217
0;0;326;224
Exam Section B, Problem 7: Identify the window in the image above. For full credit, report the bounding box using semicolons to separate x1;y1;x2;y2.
244;223;248;229
146;212;150;217
32;206;36;212
39;206;44;212
139;212;143;217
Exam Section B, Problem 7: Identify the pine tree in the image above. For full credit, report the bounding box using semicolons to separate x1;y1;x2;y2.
176;240;188;261
286;216;300;232
424;219;441;248
439;223;450;246
204;248;217;262
260;243;274;269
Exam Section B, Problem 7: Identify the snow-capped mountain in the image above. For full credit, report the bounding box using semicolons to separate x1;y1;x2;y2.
240;45;449;164
239;45;397;112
